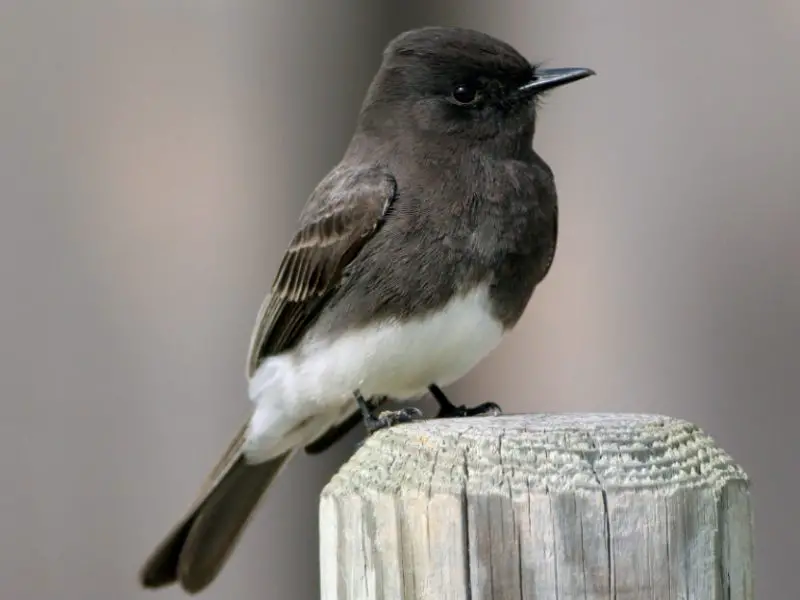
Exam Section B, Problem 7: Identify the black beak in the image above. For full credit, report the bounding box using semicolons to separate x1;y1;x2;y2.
518;67;595;95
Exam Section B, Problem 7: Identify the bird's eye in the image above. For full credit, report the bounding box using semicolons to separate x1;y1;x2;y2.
450;84;480;105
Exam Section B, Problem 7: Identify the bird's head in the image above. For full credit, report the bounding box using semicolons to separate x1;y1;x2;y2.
359;26;594;144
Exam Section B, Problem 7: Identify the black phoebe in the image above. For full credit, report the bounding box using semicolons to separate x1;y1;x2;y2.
139;26;594;593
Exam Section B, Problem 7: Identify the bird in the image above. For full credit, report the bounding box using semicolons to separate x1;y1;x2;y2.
138;25;594;594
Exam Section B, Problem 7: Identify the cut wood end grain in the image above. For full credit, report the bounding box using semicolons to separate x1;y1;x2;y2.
321;413;748;498
319;413;754;600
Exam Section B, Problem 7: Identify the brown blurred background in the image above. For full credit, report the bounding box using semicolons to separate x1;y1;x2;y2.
1;1;798;599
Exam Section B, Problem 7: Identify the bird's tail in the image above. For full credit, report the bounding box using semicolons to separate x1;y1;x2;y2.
138;421;293;594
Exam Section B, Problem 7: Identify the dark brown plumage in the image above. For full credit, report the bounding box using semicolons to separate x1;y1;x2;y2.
138;25;593;594
247;166;396;371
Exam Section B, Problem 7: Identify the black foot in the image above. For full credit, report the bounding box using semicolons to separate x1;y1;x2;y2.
364;408;424;433
354;391;423;435
304;396;389;455
429;384;502;419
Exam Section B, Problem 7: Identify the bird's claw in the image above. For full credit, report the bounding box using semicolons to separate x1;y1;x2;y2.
363;407;424;435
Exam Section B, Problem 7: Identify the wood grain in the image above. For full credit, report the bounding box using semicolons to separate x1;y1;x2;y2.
319;413;753;599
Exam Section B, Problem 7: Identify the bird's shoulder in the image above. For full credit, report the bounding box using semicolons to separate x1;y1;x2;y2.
296;164;397;229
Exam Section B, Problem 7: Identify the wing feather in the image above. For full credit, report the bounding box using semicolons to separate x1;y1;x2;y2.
246;165;396;377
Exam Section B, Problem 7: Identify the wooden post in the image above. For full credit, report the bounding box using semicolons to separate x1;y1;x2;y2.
319;413;753;599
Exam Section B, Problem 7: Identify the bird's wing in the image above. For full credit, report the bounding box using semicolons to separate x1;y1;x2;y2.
246;163;397;376
138;165;397;591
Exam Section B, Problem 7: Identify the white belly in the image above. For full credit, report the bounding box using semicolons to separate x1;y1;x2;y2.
245;284;505;459
314;285;504;399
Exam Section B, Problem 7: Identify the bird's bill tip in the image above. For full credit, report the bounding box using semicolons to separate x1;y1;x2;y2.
518;67;596;94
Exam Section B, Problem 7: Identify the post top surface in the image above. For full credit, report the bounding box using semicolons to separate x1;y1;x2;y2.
322;413;748;497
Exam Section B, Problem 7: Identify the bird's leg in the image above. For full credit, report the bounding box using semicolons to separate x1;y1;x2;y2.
304;396;388;454
429;384;502;419
305;384;501;454
354;390;423;435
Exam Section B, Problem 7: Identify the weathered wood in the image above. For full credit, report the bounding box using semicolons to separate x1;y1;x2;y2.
319;413;753;599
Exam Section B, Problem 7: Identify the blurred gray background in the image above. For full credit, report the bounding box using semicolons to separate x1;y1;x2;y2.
1;1;798;598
